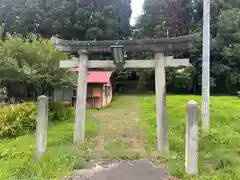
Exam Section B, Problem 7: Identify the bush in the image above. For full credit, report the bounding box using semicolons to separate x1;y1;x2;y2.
49;102;75;122
0;103;36;138
0;102;75;138
0;94;6;102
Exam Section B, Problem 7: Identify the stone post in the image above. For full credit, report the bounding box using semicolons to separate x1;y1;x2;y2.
74;50;89;146
155;53;168;152
163;92;169;151
185;100;198;175
36;95;48;160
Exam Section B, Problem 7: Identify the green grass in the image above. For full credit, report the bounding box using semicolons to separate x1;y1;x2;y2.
2;95;240;179
141;95;240;179
102;138;142;160
0;113;98;180
0;105;13;113
90;95;145;160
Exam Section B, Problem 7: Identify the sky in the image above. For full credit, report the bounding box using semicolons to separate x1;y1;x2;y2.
130;0;145;26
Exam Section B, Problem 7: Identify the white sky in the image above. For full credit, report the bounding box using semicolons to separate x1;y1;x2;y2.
130;0;145;26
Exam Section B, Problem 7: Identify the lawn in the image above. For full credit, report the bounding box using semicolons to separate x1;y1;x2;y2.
141;95;240;179
0;112;98;180
1;95;240;179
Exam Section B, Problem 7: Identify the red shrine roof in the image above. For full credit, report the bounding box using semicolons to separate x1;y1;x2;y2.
88;71;112;84
70;69;112;84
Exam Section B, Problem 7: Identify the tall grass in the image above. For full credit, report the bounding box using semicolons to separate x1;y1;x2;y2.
141;95;240;179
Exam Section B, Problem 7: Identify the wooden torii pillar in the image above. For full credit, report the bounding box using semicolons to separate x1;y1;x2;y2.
52;34;196;152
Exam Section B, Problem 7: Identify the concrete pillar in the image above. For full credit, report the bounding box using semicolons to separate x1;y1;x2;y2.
36;95;48;160
155;53;168;152
74;50;89;146
185;100;198;175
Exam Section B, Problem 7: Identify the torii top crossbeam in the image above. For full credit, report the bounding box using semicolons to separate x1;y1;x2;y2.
51;34;197;53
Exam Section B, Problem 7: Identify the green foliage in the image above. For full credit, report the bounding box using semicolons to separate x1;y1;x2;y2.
167;69;191;93
0;34;75;99
211;8;240;93
0;94;5;102
136;0;192;38
131;0;240;94
0;0;132;40
1;0;240;95
103;138;141;160
49;102;75;122
0;102;75;138
0;114;98;179
130;0;201;94
141;95;240;178
0;103;36;138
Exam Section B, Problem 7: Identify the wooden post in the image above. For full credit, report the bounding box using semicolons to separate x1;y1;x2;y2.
36;95;48;160
155;53;168;152
74;50;89;146
185;100;198;175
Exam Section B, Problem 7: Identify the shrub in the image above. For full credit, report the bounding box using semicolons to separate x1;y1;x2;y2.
49;102;75;122
0;101;75;138
0;103;36;138
0;94;6;102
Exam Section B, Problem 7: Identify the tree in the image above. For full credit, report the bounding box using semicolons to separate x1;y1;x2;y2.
136;0;194;39
134;0;198;93
0;0;132;40
211;8;240;93
0;32;75;100
134;0;240;94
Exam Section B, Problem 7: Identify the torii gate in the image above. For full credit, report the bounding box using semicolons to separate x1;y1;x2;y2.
52;34;196;152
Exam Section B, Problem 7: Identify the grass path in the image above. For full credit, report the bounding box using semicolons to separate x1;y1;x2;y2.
69;96;172;180
91;96;146;159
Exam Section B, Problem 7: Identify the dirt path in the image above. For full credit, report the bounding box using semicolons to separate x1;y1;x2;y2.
91;96;146;158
